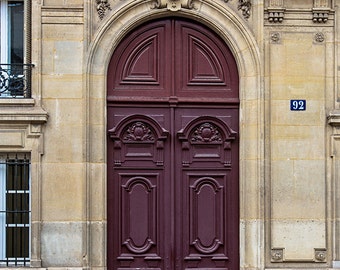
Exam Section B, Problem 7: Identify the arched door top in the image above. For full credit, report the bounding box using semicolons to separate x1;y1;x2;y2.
107;18;239;104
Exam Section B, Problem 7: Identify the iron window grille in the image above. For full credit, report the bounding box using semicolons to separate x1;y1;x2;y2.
0;64;33;98
0;153;30;266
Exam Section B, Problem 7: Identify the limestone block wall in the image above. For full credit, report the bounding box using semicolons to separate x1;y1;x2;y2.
268;30;327;261
265;0;335;267
38;1;85;267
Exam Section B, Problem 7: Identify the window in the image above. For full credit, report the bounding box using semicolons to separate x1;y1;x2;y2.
0;0;24;64
0;0;32;98
0;153;30;266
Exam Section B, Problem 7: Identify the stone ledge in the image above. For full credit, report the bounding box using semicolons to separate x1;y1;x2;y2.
0;106;48;124
0;98;35;106
42;6;84;24
328;110;340;126
0;269;46;270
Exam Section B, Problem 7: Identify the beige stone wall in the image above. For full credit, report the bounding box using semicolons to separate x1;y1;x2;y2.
268;29;327;262
0;0;339;269
39;2;85;267
264;0;337;268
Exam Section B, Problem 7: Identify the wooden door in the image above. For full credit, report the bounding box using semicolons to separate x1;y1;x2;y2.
107;18;239;270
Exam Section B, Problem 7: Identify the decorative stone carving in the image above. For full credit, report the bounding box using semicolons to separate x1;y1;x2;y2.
96;0;111;20
270;32;281;43
314;32;325;43
312;8;330;23
313;0;330;23
271;248;284;262
266;0;284;23
224;0;251;19
268;8;285;23
314;248;327;262
314;0;328;8
152;0;194;11
269;0;283;5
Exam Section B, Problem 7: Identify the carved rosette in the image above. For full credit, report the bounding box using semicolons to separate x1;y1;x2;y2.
314;248;327;262
271;248;284;262
314;32;325;43
270;32;281;43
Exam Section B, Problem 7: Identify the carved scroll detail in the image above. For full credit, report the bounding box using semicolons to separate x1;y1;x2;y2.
224;0;252;19
96;0;111;20
108;115;169;166
152;0;194;11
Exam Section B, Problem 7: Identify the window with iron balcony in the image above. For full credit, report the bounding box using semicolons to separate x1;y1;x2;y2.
0;0;32;99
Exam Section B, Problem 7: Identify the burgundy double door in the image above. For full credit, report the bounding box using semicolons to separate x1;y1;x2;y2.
107;18;239;270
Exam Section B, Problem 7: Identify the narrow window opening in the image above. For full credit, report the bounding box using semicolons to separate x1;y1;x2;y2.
0;153;30;266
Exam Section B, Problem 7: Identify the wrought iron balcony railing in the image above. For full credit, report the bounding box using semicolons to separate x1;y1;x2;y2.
0;64;34;98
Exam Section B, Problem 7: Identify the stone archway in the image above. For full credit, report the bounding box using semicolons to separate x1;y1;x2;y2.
85;1;263;269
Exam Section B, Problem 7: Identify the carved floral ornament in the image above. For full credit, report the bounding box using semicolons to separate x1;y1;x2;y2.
95;0;252;19
191;123;222;143
123;121;155;142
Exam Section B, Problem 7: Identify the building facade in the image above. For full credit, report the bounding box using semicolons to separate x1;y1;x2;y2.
0;0;340;269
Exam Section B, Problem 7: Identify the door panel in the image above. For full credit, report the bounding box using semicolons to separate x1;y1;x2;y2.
175;21;239;101
175;108;239;270
107;20;171;99
108;108;171;269
107;18;239;270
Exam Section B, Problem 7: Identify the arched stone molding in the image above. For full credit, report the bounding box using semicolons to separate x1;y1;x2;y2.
85;1;263;269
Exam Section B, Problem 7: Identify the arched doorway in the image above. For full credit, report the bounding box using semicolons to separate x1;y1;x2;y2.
107;18;239;269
